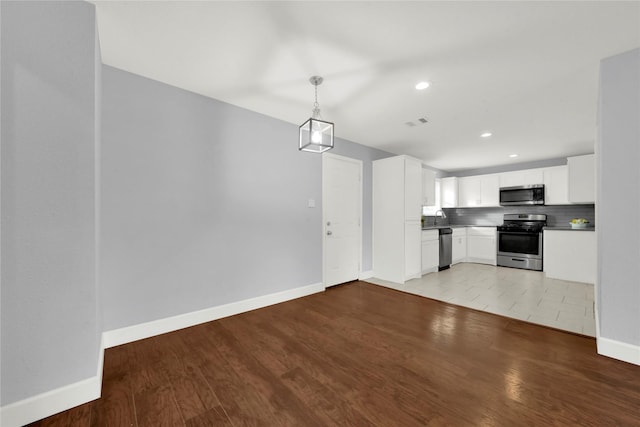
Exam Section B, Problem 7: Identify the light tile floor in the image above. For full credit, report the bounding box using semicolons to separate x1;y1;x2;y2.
366;263;596;337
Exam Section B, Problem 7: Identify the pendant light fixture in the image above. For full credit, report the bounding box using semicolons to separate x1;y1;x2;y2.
299;76;334;153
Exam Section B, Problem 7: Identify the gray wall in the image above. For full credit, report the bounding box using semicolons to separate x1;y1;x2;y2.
101;66;392;330
597;48;640;346
1;1;100;405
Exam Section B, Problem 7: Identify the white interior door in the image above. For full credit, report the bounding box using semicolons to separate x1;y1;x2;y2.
323;153;362;287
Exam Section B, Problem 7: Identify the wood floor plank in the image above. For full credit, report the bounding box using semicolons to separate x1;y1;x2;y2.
203;320;328;426
246;297;458;425
88;378;136;427
219;309;377;426
134;383;184;427
27;281;640;426
170;369;223;422
184;406;233;427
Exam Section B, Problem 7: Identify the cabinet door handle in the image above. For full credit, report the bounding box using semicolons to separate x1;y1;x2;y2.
327;231;333;236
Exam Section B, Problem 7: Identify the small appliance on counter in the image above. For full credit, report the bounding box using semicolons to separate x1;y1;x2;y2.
497;214;546;271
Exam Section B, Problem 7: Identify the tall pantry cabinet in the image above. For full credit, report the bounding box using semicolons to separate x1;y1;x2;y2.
373;155;423;283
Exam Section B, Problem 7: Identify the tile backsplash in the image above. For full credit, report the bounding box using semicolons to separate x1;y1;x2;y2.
442;205;595;227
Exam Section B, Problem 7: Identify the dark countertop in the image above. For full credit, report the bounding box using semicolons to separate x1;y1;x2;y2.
544;226;595;231
421;225;495;230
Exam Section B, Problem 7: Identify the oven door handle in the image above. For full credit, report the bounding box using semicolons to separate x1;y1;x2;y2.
498;231;542;235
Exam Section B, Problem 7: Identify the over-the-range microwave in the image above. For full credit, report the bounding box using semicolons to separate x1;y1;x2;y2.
499;184;545;206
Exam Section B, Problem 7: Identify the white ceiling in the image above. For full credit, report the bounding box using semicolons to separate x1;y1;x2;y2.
91;1;640;172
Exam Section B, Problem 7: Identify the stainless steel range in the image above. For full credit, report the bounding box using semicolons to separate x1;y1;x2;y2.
497;214;546;271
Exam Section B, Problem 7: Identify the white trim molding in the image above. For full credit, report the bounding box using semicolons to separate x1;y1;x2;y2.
359;270;374;280
1;336;105;427
104;282;324;348
597;337;640;366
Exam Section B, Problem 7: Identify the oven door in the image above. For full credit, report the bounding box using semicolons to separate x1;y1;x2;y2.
497;231;543;270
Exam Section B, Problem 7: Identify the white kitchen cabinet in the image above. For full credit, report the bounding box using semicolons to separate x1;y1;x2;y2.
499;171;521;188
543;165;569;205
405;222;423;280
523;169;544;185
451;227;467;264
422;168;436;207
421;229;439;274
440;177;458;208
459;175;499;207
568;154;595;203
544;230;596;284
373;155;423;283
499;169;544;188
405;157;423;221
480;174;500;206
458;176;481;207
466;227;496;265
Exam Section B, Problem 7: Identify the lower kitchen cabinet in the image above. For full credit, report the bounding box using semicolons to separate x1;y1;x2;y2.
451;227;467;264
405;222;422;281
421;230;439;274
466;227;497;265
544;230;596;284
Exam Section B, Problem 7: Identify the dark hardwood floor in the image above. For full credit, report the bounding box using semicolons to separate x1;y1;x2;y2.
28;281;640;426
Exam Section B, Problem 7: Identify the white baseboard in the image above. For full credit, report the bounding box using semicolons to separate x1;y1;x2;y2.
1;335;105;427
359;270;374;280
597;336;640;366
103;282;324;348
1;283;324;426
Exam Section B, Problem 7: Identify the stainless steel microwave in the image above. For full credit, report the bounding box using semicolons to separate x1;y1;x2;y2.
499;184;545;206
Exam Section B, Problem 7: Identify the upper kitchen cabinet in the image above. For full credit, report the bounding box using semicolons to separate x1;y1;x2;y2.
404;157;423;221
458;176;480;207
481;175;500;206
422;168;437;207
458;174;499;207
568;154;595;203
441;177;458;208
373;155;423;283
543;165;569;204
499;169;544;188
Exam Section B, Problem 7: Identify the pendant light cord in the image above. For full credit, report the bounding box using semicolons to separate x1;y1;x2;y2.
313;82;321;118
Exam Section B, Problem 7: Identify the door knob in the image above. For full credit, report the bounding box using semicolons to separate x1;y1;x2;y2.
326;221;331;226
327;230;332;236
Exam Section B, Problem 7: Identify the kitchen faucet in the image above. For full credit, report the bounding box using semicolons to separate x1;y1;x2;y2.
434;209;447;225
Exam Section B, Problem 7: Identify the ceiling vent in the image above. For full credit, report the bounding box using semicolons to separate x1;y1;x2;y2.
405;117;429;127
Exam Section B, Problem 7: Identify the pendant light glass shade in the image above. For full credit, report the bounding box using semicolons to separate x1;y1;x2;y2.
299;117;334;153
299;76;334;153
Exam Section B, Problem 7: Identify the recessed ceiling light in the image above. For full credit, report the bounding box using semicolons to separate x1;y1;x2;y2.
480;132;492;138
509;154;519;158
415;81;430;90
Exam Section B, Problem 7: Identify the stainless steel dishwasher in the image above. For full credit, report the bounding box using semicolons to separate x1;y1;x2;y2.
439;228;452;271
